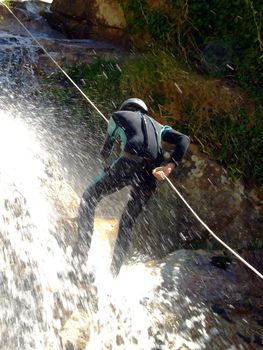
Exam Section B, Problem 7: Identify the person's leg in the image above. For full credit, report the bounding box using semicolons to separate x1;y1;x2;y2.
110;179;156;276
76;158;137;257
77;172;112;253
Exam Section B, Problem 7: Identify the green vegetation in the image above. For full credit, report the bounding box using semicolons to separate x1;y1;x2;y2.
179;108;263;182
66;59;122;113
120;0;263;184
51;53;262;183
249;237;263;250
2;0;11;7
47;0;263;185
44;59;123;129
120;53;263;182
121;0;263;99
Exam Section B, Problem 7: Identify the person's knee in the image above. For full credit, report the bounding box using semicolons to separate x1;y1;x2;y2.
82;186;97;203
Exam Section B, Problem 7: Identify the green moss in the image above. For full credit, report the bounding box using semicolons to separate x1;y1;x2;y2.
2;0;11;7
251;238;263;250
121;0;263;100
177;106;263;182
66;58;123;113
45;54;263;184
120;53;263;183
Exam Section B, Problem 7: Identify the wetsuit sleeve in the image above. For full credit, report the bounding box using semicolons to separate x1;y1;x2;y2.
100;116;117;159
162;129;190;165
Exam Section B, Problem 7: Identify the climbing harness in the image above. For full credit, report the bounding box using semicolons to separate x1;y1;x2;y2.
1;1;262;280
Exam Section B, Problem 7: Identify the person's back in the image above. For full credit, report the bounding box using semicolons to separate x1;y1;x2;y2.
102;106;190;169
106;110;163;162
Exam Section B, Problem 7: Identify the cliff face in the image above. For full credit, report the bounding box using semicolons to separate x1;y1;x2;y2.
135;145;263;258
48;0;128;45
51;0;88;19
24;0;263;252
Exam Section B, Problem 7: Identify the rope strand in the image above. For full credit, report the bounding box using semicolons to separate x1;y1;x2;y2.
1;1;262;280
164;175;263;280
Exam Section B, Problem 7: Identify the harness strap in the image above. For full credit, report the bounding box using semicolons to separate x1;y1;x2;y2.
121;151;146;162
148;116;161;156
141;113;149;149
121;151;155;169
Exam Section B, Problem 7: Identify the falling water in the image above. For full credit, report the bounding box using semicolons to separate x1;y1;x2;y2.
0;25;96;349
0;5;260;349
0;25;162;350
0;101;197;350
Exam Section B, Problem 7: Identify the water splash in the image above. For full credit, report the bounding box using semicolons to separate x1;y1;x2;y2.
0;103;100;349
0;10;254;348
0;43;201;350
0;32;38;88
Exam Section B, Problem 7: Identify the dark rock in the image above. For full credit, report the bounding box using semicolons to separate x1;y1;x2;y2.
47;0;129;46
51;0;88;20
254;335;263;347
116;335;124;346
237;332;251;344
203;40;233;75
134;145;263;258
210;255;232;270
211;304;233;323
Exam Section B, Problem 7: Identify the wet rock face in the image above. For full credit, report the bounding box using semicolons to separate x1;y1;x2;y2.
0;1;64;40
51;0;88;19
60;249;263;350
48;0;128;45
153;249;263;350
135;144;263;257
51;0;126;28
0;1;123;77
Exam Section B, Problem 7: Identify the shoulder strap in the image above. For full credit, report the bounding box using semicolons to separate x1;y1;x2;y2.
141;113;149;149
148;116;161;155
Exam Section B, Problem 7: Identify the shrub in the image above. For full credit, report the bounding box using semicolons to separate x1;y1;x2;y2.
121;0;263;99
51;54;262;183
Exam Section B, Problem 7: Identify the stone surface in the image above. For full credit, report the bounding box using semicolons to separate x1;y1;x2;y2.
69;249;263;350
59;310;90;350
148;249;263;350
0;1;65;38
134;144;263;257
51;0;88;19
0;2;124;76
51;0;126;28
89;0;126;28
2;0;261;260
48;0;128;45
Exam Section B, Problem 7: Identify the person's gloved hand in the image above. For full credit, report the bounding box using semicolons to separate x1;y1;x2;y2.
152;162;176;181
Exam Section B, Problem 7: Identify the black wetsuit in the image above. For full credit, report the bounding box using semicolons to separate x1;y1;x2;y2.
78;110;190;275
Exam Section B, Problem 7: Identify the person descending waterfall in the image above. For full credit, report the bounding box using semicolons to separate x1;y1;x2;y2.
75;98;190;276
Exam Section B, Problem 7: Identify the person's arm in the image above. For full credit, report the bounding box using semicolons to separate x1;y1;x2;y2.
152;128;190;181
100;115;118;159
100;134;114;159
162;129;190;165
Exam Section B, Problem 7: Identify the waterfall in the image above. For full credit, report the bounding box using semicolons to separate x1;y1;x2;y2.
0;3;262;349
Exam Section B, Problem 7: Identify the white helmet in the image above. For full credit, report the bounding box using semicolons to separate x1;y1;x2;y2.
119;98;148;113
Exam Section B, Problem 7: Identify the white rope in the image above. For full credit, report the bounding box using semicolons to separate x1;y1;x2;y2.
164;175;263;280
0;2;109;123
2;1;263;280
